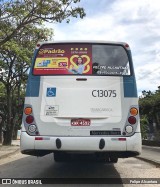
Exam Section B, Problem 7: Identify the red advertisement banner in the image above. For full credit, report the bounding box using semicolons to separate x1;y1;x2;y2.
33;44;92;75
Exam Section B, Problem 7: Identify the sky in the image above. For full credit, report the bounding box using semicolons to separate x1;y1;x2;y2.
46;0;160;96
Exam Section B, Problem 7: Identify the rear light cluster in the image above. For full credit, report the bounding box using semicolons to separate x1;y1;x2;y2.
128;107;138;125
24;107;34;125
23;106;39;135
124;107;139;135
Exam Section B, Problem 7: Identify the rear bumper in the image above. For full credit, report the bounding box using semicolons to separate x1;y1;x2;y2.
20;131;141;157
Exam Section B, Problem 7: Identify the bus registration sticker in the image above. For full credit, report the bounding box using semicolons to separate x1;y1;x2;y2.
45;105;59;116
71;119;91;126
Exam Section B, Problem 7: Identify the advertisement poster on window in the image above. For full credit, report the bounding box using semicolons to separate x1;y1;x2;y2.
33;44;92;75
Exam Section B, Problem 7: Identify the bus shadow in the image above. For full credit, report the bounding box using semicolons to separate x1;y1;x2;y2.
36;154;123;186
0;153;123;186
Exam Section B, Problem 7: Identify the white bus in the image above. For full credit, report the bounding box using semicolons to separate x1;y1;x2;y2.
20;41;141;162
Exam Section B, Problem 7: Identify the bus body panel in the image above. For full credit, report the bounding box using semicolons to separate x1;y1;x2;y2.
23;97;139;137
40;76;122;118
20;131;141;156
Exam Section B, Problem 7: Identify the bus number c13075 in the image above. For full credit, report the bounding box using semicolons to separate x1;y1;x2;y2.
92;90;117;97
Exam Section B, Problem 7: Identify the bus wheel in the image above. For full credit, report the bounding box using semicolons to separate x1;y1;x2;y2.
110;156;118;163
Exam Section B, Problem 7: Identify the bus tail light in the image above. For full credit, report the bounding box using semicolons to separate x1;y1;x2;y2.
130;107;138;116
28;124;37;133
24;107;32;115
124;43;130;49
128;116;136;125
37;44;41;47
125;125;133;133
26;115;34;124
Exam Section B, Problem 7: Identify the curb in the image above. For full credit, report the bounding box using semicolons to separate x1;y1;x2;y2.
136;156;160;168
0;148;20;160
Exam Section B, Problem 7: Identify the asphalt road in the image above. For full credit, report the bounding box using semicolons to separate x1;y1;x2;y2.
0;151;160;187
139;145;160;164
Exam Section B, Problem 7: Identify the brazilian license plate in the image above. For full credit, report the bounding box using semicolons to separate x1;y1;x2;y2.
71;119;91;126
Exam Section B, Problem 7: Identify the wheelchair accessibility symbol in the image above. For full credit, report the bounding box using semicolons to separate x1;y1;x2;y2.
46;87;56;97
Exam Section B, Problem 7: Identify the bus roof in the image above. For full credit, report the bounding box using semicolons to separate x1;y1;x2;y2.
36;40;130;50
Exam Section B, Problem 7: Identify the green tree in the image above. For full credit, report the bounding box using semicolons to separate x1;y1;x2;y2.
140;116;148;140
0;82;6;143
0;26;53;145
139;91;154;116
0;0;85;145
0;0;85;46
139;86;160;139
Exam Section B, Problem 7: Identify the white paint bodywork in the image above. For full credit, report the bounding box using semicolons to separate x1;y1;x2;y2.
21;75;141;155
20;131;141;153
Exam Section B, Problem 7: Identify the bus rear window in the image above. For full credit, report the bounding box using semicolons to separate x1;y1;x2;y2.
33;44;130;76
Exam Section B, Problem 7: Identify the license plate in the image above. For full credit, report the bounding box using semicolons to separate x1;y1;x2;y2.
71;119;91;126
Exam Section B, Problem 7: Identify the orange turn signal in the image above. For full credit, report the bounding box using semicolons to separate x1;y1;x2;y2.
130;107;138;116
24;107;32;115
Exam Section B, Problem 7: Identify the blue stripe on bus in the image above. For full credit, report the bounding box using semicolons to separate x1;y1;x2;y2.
25;75;40;97
26;49;40;97
123;76;138;97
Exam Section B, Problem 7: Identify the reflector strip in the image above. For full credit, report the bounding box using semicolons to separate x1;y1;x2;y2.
35;137;50;140
118;138;126;141
43;137;50;140
111;138;126;141
35;137;43;140
111;138;119;141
